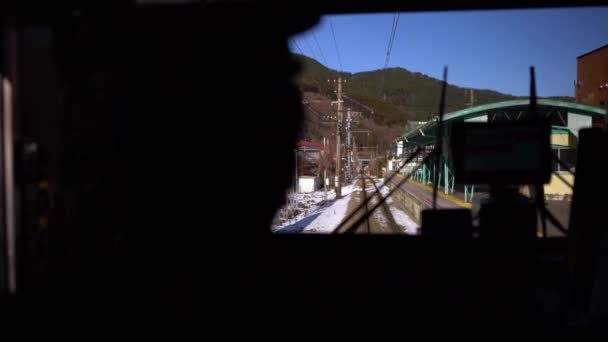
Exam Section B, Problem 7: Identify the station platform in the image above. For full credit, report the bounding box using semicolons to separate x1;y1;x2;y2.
390;173;471;209
388;172;568;237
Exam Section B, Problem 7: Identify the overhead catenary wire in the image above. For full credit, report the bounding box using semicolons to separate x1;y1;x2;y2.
291;39;305;56
329;19;344;72
303;37;318;61
380;14;400;86
375;13;400;110
312;32;328;66
302;101;324;118
383;13;400;70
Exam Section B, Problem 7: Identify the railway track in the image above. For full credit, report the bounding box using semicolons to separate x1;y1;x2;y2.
363;175;401;234
361;176;372;233
337;174;402;234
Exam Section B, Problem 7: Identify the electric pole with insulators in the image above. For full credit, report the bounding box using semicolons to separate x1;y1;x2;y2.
330;77;344;199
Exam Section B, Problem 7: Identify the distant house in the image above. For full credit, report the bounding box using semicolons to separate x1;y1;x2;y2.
298;176;321;193
296;140;324;176
297;140;323;158
387;157;400;172
295;140;325;192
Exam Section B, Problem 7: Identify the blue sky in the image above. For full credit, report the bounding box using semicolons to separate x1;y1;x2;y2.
290;7;608;97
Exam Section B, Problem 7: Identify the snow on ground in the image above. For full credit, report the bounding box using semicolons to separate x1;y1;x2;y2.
271;189;333;231
273;183;358;234
361;183;389;228
301;187;355;233
388;205;419;235
273;178;419;235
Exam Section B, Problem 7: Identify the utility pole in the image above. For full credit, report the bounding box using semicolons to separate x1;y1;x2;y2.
333;78;343;199
346;108;352;181
323;137;328;201
465;88;476;108
353;136;359;176
470;88;475;107
345;108;361;182
293;148;298;217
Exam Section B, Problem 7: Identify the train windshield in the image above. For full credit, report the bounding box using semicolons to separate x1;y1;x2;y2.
271;7;608;235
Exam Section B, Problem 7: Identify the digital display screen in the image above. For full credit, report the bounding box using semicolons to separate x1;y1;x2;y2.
463;125;542;172
451;122;551;184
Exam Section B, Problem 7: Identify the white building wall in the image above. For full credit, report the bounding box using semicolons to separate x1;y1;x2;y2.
298;177;320;193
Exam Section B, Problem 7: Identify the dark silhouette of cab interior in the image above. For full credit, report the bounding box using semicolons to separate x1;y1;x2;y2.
0;1;606;338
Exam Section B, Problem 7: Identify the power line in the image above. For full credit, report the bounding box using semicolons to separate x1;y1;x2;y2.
302;100;328;120
384;14;400;69
377;13;400;104
312;32;328;66
303;37;318;61
329;19;343;72
291;39;305;56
